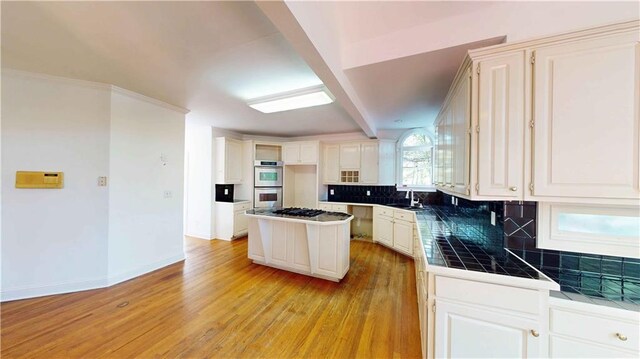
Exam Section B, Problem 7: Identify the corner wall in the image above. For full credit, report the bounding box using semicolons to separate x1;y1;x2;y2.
1;71;111;300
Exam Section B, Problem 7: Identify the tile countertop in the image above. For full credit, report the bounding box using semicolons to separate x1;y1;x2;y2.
414;206;640;312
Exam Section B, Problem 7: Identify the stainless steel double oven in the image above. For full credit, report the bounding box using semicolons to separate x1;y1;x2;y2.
254;160;283;208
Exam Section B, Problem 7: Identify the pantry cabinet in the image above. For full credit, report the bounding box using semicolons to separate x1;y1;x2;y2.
435;20;639;205
323;144;340;183
215;137;243;184
283;141;318;165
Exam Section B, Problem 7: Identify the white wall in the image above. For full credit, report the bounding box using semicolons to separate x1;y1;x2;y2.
184;119;213;239
1;71;111;299
1;70;187;301
107;91;185;283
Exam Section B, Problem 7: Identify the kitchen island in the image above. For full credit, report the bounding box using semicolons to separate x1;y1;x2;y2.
245;209;354;281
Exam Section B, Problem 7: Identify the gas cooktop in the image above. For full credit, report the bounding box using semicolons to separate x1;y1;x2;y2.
273;208;326;217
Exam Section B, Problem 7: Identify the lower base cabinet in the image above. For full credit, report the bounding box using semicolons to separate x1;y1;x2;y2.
549;297;640;358
432;276;547;358
373;207;415;256
215;201;251;240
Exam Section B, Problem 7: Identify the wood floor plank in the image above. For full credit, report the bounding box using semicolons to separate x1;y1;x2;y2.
1;237;421;358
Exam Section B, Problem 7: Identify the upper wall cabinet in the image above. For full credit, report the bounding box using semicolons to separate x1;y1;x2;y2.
435;20;640;205
476;52;525;199
283;141;318;165
215;137;243;184
530;31;639;202
322;140;395;185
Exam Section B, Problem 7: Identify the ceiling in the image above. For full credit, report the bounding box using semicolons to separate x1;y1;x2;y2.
3;1;638;138
0;1;361;137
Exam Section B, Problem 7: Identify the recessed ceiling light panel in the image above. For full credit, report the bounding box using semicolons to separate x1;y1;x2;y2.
247;85;335;113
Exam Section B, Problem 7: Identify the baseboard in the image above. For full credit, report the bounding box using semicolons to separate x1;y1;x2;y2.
107;253;185;286
1;253;186;302
1;277;108;302
184;232;214;240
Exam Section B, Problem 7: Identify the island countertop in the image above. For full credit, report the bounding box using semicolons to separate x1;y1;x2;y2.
245;209;353;225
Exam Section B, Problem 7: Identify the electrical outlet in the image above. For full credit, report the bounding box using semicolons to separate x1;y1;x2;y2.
330;189;335;195
164;190;172;199
366;190;370;196
490;211;496;226
451;196;455;205
224;189;229;195
455;198;458;206
98;176;107;187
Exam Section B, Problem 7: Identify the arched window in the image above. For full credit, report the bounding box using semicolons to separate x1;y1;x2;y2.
397;129;434;189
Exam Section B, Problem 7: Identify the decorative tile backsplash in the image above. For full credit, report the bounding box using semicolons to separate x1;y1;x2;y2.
327;185;442;205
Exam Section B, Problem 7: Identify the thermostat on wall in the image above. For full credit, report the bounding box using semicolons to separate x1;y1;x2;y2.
15;171;64;189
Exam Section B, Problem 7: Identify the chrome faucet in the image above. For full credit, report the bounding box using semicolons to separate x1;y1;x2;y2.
405;189;421;207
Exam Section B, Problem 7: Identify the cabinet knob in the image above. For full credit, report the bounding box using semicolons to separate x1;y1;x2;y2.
510;186;518;192
616;333;628;341
530;330;539;337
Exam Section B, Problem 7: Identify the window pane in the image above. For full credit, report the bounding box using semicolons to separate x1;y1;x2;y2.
402;149;432;186
558;213;640;237
403;133;432;147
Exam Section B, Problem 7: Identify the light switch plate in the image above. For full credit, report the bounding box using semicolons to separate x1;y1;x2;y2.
98;176;107;187
224;189;229;195
366;190;370;196
451;196;455;205
491;211;496;226
164;190;172;199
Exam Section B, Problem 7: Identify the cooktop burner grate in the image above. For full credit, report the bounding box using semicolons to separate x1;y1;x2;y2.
274;208;326;217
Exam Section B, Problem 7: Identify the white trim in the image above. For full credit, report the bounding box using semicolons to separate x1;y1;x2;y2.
1;253;185;302
184;232;214;240
3;68;190;114
111;86;189;114
107;253;185;286
1;277;108;302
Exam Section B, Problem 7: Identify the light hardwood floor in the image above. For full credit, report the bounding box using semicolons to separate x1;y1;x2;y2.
1;237;421;358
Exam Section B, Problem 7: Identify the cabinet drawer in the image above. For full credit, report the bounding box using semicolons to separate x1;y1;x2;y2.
332;204;348;213
374;206;394;217
234;202;251;211
394;210;415;222
318;203;332;211
550;307;639;351
435;276;540;315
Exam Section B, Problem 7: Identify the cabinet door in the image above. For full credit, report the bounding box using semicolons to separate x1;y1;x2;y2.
233;210;248;237
340;143;361;169
226;139;243;183
283;143;300;164
374;215;394;246
443;107;454;187
360;143;379;184
476;52;525;198
323;145;340;183
435;300;541;358
436;120;445;186
453;71;471;196
299;142;318;164
392;220;413;255
532;32;640;200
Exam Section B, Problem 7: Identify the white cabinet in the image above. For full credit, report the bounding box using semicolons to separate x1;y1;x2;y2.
476;52;525;198
373;207;414;256
283;141;318;164
434;276;546;358
323;144;340;184
322;140;395;185
215;201;251;240
215;137;243;184
549;297;640;358
392;217;413;255
359;142;379;184
318;202;348;213
435;300;541;358
434;20;639;204
531;30;640;201
339;143;360;169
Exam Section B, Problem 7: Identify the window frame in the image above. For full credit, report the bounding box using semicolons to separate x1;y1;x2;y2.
396;128;436;192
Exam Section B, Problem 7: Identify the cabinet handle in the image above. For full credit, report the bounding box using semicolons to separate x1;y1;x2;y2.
616;333;628;341
510;186;518;192
530;330;539;337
